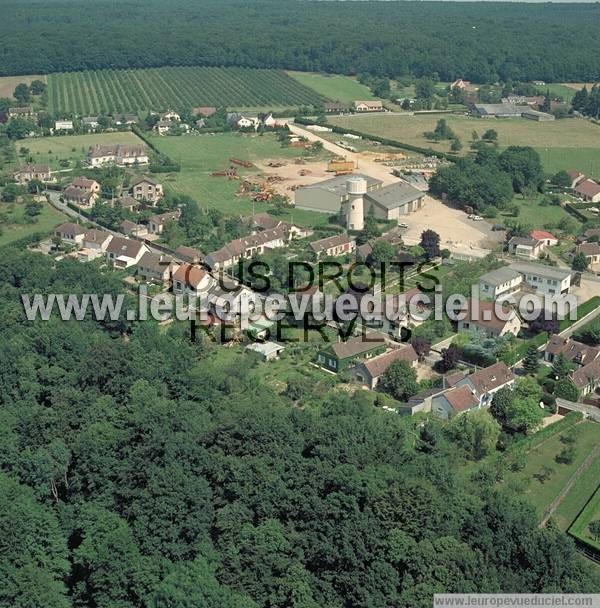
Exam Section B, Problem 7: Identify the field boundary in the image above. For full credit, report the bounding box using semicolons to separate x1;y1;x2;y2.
568;480;600;563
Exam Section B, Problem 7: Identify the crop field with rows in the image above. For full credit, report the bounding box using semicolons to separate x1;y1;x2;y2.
46;66;326;115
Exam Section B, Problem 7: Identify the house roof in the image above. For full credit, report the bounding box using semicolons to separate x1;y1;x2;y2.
364;181;423;210
479;266;522;287
14;163;50;174
577;242;600;257
583;228;600;240
508;261;572;283
106;237;145;258
444;385;480;413
150;210;180;225
173;263;207;288
329;333;387;360
509;236;540;248
88;144;146;159
310;233;350;254
354;100;383;107
531;230;557;242
567;169;584;180
63;186;94;203
575;179;600;198
246;341;285;357
300;173;382;197
175;245;203;262
132;175;160;187
84;229;111;244
138;252;173;273
117;195;138;209
462;299;519;333
55;222;86;236
545;335;600;365
70;178;98;190
571;358;600;390
192;106;217;116
361;345;418;379
466;361;515;395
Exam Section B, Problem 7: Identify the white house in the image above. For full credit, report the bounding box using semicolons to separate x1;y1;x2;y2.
54;223;86;246
54;120;74;131
77;229;113;261
105;237;149;269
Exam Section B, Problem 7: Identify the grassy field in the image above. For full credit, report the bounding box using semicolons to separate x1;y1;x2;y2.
150;132;330;226
554;457;600;531
539;83;580;103
0;201;68;247
287;71;376;103
47;67;325;115
0;74;46;99
502;194;576;229
18;132;146;170
504;421;600;520
328;114;600;174
569;483;600;551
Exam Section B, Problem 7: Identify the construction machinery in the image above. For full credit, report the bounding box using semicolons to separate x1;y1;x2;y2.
327;159;355;175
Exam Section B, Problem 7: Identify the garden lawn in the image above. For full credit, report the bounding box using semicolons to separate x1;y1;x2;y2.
0;201;69;247
553;456;600;531
501;194;577;229
504;420;600;521
569;483;600;551
287;72;377;103
151;132;329;226
21;132;145;170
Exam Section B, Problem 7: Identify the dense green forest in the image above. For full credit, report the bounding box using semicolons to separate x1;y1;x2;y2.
1;245;599;607
2;0;600;82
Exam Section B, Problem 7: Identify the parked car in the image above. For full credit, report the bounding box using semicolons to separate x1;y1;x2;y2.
471;215;483;221
398;222;408;229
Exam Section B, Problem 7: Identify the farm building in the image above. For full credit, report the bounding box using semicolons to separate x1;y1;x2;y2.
294;173;382;214
364;181;425;222
324;101;350;113
353;100;383;112
521;109;555;121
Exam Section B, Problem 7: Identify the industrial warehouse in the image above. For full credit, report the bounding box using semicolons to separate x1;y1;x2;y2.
294;174;425;226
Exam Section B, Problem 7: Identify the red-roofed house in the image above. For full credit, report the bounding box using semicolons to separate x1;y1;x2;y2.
567;170;586;189
172;263;214;296
431;385;480;419
530;230;558;247
455;361;516;407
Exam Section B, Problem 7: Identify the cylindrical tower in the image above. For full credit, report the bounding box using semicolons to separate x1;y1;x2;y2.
345;176;367;231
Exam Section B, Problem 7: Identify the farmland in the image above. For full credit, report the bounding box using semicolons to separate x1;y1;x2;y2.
328;114;600;175
19;132;145;170
287;72;377;104
46;67;326;115
150;132;330;225
0;74;46;99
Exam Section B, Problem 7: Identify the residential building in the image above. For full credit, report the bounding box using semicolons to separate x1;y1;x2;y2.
115;196;140;213
204;227;288;270
323;101;350;113
172;263;213;295
570;358;600;397
574;179;600;203
120;220;148;238
8;106;35;119
192;106;217;117
148;210;181;235
530;230;558;247
454;361;516;407
309;234;355;258
576;242;600;268
456;298;522;338
508;262;572;295
295;173;382;214
105;237;149;268
137;252;178;285
567;170;586;189
161;110;181;122
175;245;203;264
81;117;99;130
508;236;543;259
69;178;101;194
364;181;425;223
87;144;148;167
114;114;138;126
12;164;52;185
350;345;418;389
478;267;523;299
77;229;113;262
250;212;312;240
54;223;86;246
431;385;480;420
354;100;383;112
54;120;74;131
544;335;600;366
154;120;176;135
131;176;164;203
450;79;470;90
315;333;389;373
227;112;260;130
581;228;600;243
62;186;98;209
207;278;258;325
245;341;286;362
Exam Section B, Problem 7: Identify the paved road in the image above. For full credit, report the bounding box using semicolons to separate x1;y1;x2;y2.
556;398;600;422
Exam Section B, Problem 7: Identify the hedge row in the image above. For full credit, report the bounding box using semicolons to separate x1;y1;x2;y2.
560;296;600;331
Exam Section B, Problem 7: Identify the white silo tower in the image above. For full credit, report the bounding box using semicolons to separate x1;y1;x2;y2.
345;176;367;231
